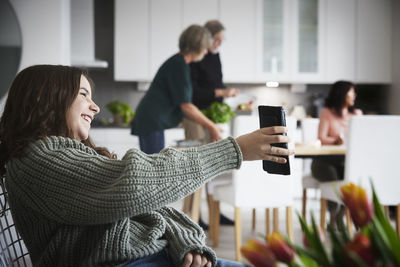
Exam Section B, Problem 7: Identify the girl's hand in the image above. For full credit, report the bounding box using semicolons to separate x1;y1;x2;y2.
181;252;212;267
236;126;293;162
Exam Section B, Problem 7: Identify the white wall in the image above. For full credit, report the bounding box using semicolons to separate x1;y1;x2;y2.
389;0;400;114
0;0;71;115
9;0;71;71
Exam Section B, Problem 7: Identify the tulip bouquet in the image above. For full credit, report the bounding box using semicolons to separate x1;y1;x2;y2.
241;183;400;267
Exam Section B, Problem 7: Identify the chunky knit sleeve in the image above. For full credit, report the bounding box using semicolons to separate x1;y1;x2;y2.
6;136;242;225
158;207;217;266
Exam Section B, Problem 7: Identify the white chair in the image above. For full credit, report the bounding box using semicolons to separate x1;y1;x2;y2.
211;115;298;261
319;115;400;235
301;118;321;219
181;121;232;224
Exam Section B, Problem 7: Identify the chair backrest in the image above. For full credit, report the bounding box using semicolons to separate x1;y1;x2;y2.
229;115;297;207
0;183;31;267
344;115;400;205
301;118;320;144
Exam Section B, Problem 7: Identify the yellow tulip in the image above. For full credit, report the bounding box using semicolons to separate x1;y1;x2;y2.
340;183;374;228
267;232;295;264
240;238;276;267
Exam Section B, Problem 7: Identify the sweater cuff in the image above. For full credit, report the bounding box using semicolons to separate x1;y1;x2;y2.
159;207;217;266
196;137;242;178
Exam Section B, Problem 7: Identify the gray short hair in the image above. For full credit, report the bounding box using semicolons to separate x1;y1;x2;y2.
179;25;211;54
204;20;225;37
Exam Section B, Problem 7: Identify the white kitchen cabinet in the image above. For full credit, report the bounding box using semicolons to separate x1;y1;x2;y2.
291;0;325;82
115;0;217;81
355;0;392;83
149;0;182;78
257;0;325;83
325;0;356;82
219;0;258;82
182;0;219;27
114;0;392;84
114;0;150;81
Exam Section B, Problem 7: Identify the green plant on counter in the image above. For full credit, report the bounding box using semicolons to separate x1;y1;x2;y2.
106;100;135;125
201;102;235;124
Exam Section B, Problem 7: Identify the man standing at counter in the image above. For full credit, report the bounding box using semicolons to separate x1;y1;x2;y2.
131;25;223;154
184;20;239;229
183;20;239;143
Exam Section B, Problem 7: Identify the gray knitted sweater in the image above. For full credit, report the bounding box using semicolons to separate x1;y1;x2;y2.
5;136;242;267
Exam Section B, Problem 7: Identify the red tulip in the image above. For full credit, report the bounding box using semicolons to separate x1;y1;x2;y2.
345;233;375;266
341;183;374;228
267;232;295;264
240;239;276;267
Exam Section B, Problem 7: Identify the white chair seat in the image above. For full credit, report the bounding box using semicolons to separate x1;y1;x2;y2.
206;172;233;195
302;174;320;188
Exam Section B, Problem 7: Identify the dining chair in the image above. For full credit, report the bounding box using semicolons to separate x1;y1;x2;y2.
211;115;299;261
319;115;400;236
0;182;32;267
181;121;232;226
300;118;321;219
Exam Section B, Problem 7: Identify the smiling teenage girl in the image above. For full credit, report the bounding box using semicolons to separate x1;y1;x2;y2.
0;65;292;267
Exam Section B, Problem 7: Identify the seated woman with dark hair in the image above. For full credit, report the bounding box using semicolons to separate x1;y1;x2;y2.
312;80;362;226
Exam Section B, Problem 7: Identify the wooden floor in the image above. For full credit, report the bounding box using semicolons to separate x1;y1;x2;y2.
171;191;398;264
170;191;322;262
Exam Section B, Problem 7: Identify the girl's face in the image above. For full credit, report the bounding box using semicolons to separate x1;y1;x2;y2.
66;75;100;141
345;87;356;107
209;31;225;54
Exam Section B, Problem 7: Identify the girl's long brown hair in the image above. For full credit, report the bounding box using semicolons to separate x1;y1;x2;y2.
0;65;114;177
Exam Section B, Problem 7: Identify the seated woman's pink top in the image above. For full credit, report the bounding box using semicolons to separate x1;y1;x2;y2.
318;107;362;145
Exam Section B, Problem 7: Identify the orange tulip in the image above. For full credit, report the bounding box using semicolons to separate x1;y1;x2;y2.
341;183;374;228
267;232;295;264
240;239;276;267
345;233;375;266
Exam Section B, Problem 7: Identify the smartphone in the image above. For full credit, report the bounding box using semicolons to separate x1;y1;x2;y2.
258;105;290;175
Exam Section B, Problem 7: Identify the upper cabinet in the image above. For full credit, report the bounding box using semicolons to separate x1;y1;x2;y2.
115;0;150;81
257;0;324;83
325;0;356;82
355;0;391;83
114;0;392;84
219;0;258;82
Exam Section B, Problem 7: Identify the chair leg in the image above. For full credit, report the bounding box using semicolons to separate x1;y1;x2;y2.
234;207;242;262
286;206;293;242
251;208;256;232
320;198;327;231
273;208;279;232
397;204;400;238
190;187;203;223
212;201;220;248
384;206;390;219
345;208;353;236
302;189;307;219
207;194;214;238
182;193;193;214
265;208;270;236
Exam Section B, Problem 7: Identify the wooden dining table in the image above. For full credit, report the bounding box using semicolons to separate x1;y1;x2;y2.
294;143;346;158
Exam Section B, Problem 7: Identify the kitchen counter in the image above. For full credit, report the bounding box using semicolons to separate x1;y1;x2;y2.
90;127;185;157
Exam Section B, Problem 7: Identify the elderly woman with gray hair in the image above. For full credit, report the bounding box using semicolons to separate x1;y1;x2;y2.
131;25;224;154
